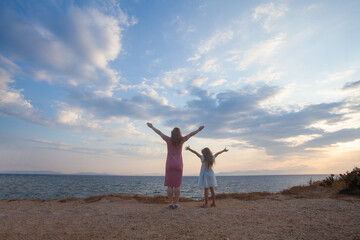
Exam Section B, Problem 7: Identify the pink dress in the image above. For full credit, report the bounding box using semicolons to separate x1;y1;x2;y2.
160;133;191;187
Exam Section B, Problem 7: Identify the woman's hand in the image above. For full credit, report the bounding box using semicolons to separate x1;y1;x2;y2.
223;147;229;152
198;126;204;131
147;122;153;128
185;145;190;151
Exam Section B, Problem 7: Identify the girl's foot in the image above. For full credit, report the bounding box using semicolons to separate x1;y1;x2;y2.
200;204;209;208
210;203;216;207
168;204;174;209
173;204;180;209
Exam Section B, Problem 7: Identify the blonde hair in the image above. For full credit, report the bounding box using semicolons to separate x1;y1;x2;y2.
201;147;214;170
171;127;183;146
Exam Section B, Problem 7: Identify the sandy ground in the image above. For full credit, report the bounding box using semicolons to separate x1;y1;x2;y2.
1;190;360;240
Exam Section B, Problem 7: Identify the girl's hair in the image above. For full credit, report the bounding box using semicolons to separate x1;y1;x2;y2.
171;127;183;146
201;147;214;170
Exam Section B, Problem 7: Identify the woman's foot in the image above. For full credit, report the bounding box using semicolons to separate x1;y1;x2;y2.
210;203;216;207
200;204;209;208
168;204;174;209
173;204;180;209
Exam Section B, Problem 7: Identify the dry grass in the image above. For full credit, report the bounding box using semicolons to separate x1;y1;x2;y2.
56;193;198;204
216;192;272;200
279;181;359;199
41;182;355;204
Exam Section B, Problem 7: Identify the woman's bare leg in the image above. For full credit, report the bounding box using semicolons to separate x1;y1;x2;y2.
210;187;216;207
174;187;181;205
167;187;173;206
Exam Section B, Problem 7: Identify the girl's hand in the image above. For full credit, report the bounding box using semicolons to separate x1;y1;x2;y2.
185;145;190;151
224;147;229;152
147;122;153;128
198;126;205;131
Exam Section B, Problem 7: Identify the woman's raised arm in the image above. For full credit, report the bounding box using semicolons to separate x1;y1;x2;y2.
186;126;205;138
147;122;164;137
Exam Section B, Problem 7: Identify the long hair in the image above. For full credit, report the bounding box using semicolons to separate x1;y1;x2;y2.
201;147;214;170
171;127;183;146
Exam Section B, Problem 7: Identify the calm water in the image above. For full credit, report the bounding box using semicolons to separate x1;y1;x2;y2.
0;174;327;200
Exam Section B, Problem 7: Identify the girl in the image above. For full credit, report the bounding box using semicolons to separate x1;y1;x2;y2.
147;122;204;209
185;145;228;208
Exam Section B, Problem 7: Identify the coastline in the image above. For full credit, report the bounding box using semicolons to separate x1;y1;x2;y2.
1;185;359;239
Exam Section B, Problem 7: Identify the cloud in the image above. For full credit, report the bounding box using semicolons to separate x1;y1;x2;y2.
343;80;360;90
0;2;133;92
242;67;285;84
171;15;196;34
191;76;208;87
302;128;360;150
64;87;177;121
253;3;288;32
0;66;47;125
209;79;227;87
319;69;356;84
188;29;234;61
198;30;234;55
199;58;218;72
161;83;357;157
161;68;187;87
237;33;285;70
187;55;201;62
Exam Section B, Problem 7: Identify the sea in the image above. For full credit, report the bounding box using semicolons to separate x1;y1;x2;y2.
0;174;328;200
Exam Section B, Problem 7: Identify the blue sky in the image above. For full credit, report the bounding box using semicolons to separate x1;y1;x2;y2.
0;0;359;175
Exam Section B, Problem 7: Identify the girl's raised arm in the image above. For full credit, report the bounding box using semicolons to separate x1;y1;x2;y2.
214;147;229;158
147;122;164;137
185;145;202;159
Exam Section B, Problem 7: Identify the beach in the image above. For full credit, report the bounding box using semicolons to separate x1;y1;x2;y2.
1;186;359;240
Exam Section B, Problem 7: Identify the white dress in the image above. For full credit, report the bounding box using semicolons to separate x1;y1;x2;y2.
198;156;217;188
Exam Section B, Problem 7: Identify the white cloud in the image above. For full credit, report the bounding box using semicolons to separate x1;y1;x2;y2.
188;29;234;61
187;54;201;62
55;104;100;131
0;67;44;124
309;112;360;133
318;69;356;84
198;30;234;55
0;55;19;74
275;134;321;147
209;78;227;87
199;58;219;72
191;76;208;87
33;70;53;83
0;5;131;92
242;67;285;84
238;33;285;70
161;68;187;87
171;15;196;34
253;3;288;32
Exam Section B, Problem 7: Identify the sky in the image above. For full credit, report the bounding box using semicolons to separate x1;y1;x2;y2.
0;0;359;176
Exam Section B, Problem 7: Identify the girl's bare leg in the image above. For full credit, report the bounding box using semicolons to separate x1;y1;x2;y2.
167;187;174;206
202;188;209;208
210;187;216;207
174;187;181;205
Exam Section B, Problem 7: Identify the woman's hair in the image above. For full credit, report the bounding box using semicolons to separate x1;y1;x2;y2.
171;127;183;146
202;147;214;170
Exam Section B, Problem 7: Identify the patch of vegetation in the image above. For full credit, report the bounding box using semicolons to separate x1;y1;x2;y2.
320;167;360;195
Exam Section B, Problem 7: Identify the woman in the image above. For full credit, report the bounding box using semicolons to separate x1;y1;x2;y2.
147;122;204;209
